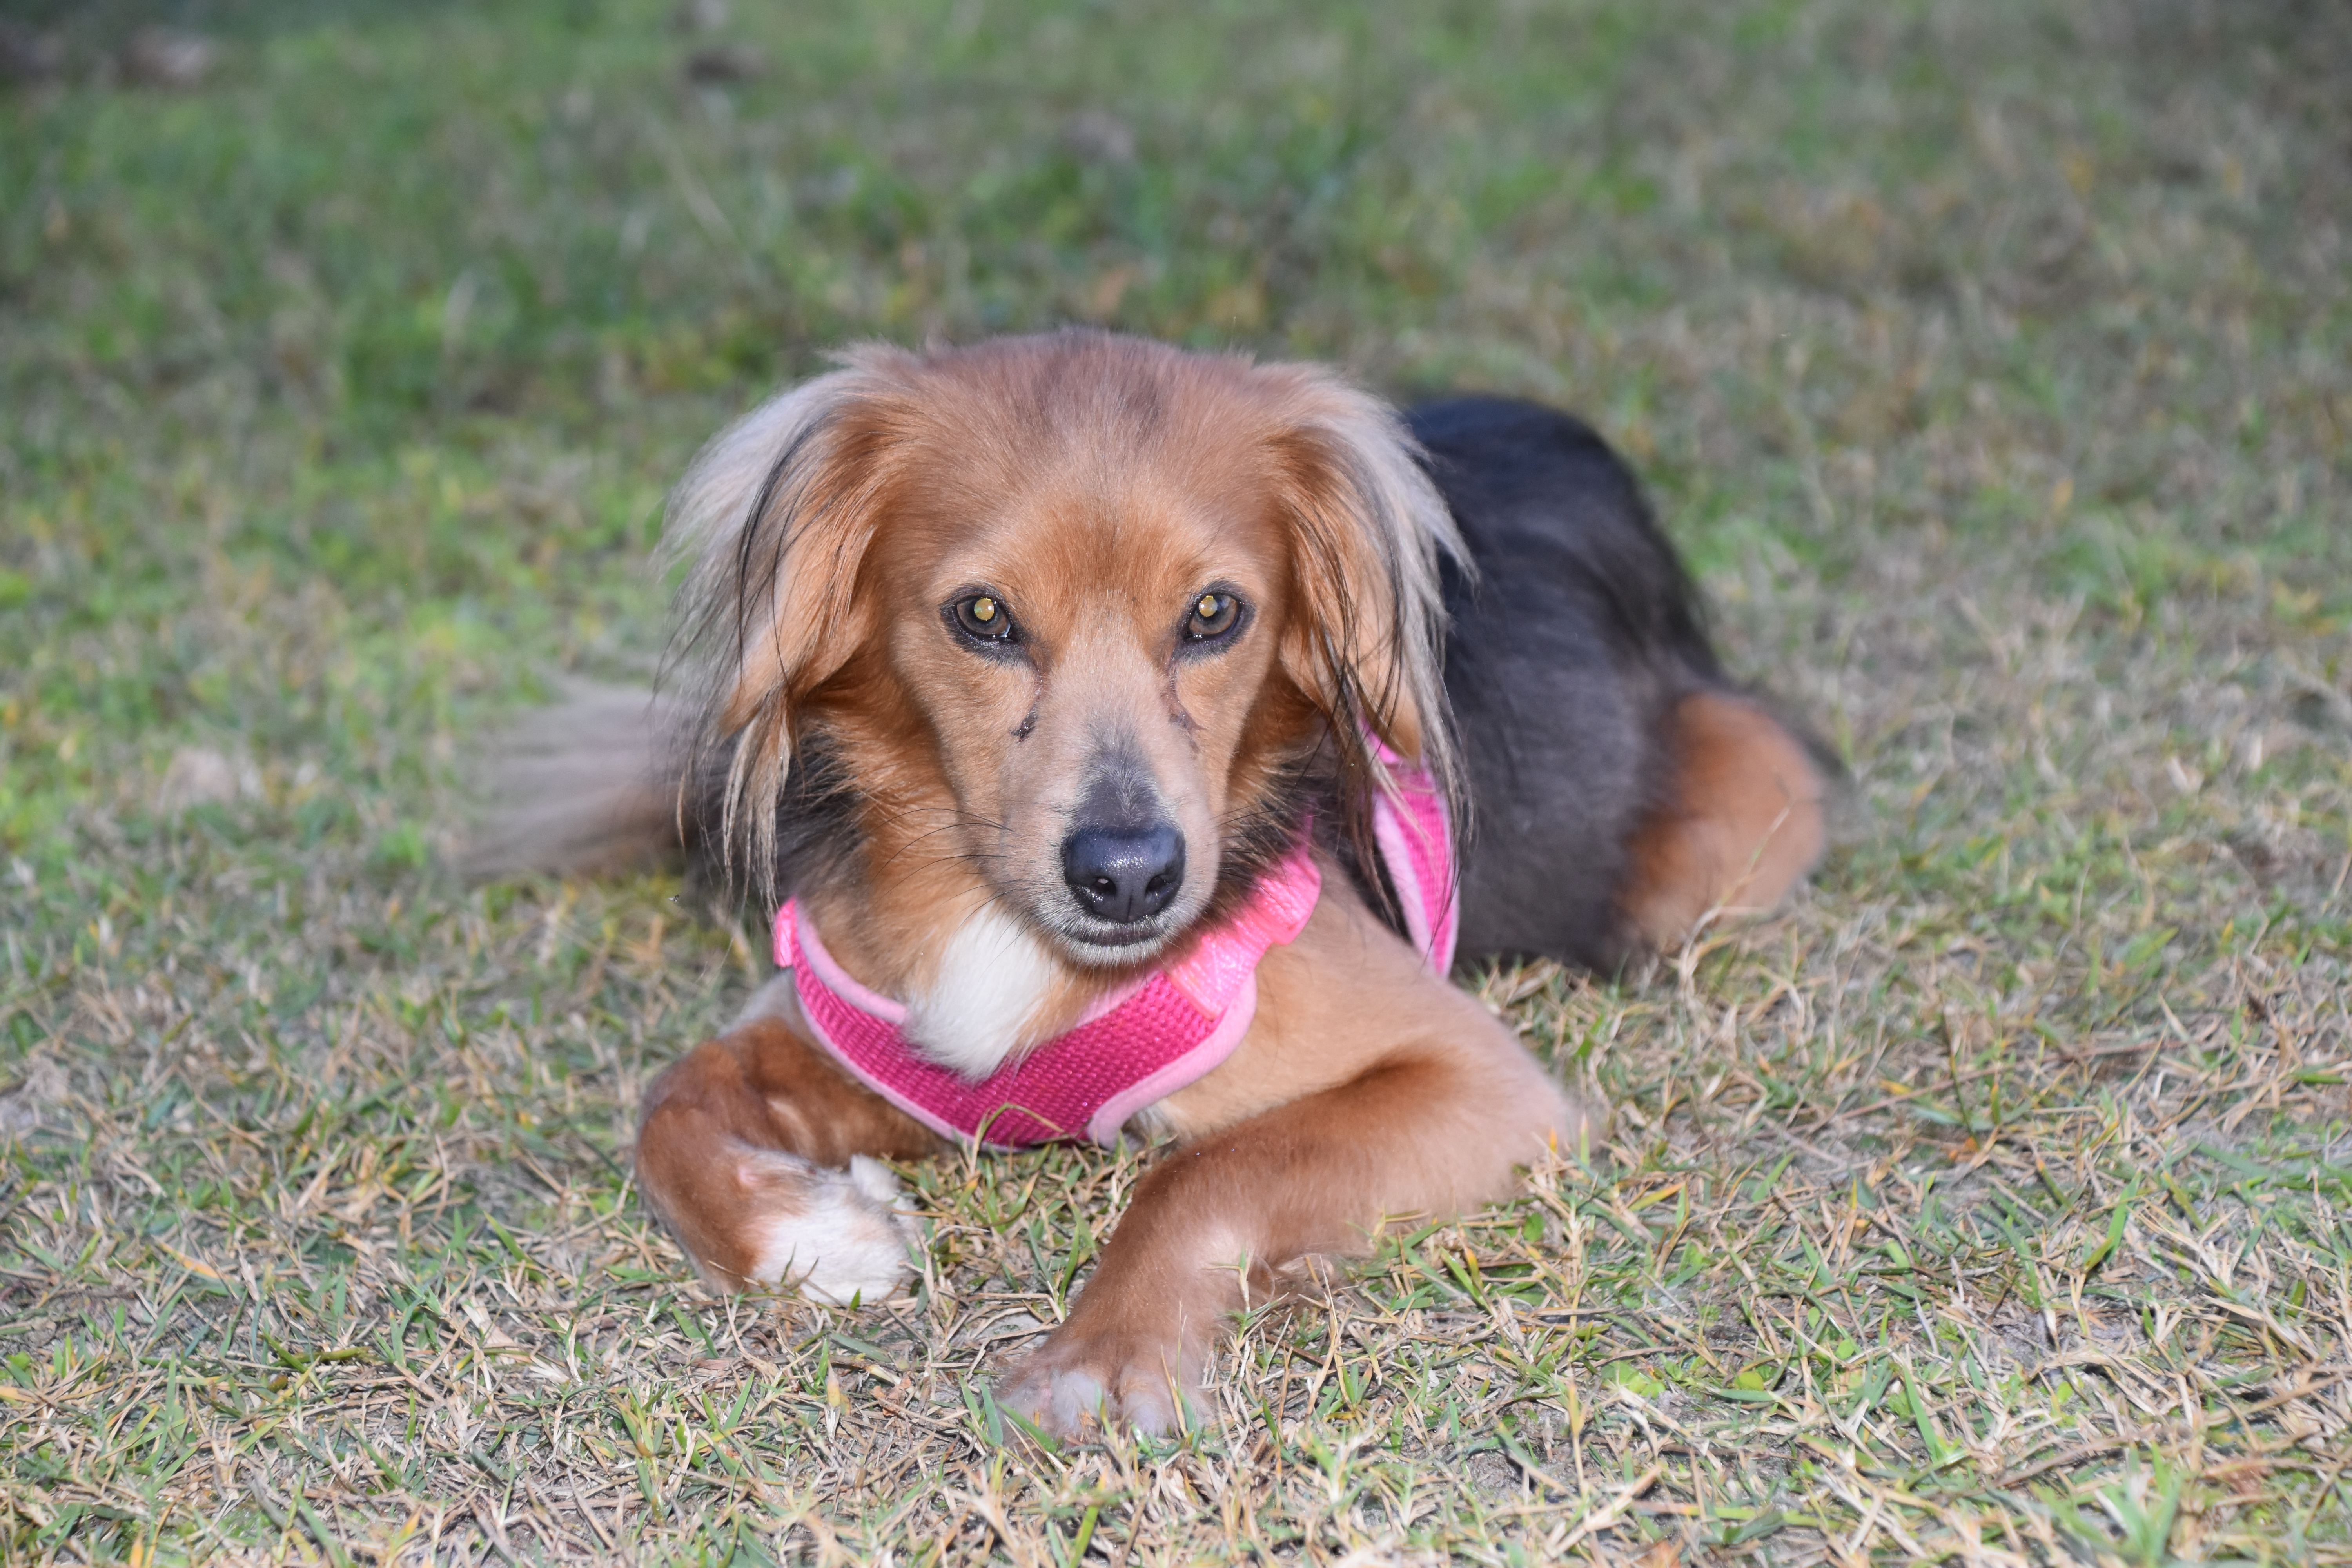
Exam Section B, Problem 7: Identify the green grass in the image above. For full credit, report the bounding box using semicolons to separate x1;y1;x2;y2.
5;0;2351;1560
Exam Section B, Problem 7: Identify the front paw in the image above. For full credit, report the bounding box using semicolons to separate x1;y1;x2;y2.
996;1315;1207;1441
732;1151;918;1305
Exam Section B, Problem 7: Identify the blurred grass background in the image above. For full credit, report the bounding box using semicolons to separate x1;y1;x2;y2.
3;0;2350;1562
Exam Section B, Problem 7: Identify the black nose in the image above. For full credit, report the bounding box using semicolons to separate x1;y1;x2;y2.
1062;823;1186;925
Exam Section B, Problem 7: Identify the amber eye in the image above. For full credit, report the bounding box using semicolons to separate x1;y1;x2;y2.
1184;591;1242;641
953;593;1015;641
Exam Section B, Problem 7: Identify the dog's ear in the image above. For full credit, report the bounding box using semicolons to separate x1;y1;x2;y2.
1262;372;1465;808
664;347;915;892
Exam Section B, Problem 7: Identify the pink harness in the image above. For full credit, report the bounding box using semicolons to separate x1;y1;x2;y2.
773;753;1456;1149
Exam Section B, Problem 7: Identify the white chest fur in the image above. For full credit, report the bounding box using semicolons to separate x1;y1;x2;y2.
900;904;1059;1079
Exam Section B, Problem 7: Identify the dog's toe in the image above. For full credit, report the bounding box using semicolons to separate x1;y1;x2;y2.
997;1326;1198;1441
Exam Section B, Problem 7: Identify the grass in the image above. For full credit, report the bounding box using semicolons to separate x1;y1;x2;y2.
4;0;2350;1560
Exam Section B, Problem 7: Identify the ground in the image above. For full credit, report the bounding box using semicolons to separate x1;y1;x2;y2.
2;0;2350;1562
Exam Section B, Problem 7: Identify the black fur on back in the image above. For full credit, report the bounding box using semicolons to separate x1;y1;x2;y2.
1412;396;1724;971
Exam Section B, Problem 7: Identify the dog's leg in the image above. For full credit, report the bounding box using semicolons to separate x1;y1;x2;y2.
635;976;946;1301
998;990;1582;1438
1621;690;1827;950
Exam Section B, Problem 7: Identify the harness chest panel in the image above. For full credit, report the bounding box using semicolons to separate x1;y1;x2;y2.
774;757;1455;1149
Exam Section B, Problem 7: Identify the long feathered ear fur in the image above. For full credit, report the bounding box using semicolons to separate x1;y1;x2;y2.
662;345;917;904
1260;367;1469;846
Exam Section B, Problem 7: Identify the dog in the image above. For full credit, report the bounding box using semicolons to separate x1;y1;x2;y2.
481;330;1827;1440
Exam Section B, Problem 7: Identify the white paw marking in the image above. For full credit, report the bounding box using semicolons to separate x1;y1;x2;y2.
740;1152;917;1306
903;903;1057;1079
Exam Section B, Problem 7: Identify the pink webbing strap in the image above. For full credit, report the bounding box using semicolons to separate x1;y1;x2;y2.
1370;738;1459;974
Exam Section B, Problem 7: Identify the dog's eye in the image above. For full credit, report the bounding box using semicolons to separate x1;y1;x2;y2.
1185;592;1241;641
953;593;1016;642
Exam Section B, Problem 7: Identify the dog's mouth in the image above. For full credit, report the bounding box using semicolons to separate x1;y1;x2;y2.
1038;877;1221;967
1071;923;1165;949
1049;907;1195;966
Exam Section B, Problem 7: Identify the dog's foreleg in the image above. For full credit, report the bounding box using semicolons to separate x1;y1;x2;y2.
997;1029;1586;1438
634;978;945;1300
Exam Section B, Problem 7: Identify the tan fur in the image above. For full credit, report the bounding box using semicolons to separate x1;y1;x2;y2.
995;871;1587;1435
1619;690;1828;949
620;334;1802;1440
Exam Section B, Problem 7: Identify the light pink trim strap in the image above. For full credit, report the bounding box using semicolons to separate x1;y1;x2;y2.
781;904;907;1023
1084;975;1257;1144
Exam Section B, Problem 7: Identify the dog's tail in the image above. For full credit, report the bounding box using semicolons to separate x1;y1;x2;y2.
460;681;690;879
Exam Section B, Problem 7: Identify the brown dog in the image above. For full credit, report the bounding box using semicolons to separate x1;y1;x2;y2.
488;331;1825;1440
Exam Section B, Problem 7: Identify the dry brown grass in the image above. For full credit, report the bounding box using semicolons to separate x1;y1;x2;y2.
4;0;2350;1561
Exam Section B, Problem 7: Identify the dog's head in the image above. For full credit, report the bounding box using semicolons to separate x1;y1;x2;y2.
670;332;1460;981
